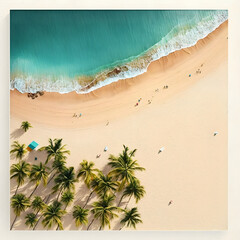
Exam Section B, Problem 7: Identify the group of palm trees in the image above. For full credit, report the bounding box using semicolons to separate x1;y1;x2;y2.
10;122;146;231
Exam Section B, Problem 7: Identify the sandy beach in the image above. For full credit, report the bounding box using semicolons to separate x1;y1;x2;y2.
10;21;228;230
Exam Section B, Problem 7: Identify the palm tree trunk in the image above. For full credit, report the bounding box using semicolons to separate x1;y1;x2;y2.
117;195;124;207
14;183;19;196
44;193;52;204
125;195;132;209
29;185;38;198
33;214;43;230
10;215;18;230
56;188;63;201
47;172;56;185
119;224;124;230
30;209;40;231
83;190;94;208
87;218;95;230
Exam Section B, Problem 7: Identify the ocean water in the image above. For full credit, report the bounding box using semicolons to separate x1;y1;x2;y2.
10;10;228;94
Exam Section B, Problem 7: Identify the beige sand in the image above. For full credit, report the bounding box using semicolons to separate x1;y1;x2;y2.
10;21;228;230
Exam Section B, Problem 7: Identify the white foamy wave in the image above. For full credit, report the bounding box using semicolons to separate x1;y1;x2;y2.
10;11;228;94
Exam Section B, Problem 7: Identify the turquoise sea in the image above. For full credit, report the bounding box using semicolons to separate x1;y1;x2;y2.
10;10;228;93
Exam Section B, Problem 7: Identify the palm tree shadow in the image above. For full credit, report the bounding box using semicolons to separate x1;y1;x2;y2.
10;128;24;139
101;164;112;175
26;150;48;165
74;184;94;206
83;214;100;231
10;154;17;161
112;218;123;230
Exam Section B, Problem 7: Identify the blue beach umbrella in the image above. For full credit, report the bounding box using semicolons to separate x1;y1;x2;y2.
27;141;39;151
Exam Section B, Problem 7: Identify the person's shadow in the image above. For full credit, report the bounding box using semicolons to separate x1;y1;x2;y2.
10;128;24;139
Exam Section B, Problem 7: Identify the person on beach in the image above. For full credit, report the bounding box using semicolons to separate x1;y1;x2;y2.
168;200;173;206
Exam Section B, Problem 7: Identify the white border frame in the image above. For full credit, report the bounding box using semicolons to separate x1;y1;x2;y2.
1;0;240;239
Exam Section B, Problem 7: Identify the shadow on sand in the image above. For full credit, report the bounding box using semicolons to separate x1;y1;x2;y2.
10;128;25;139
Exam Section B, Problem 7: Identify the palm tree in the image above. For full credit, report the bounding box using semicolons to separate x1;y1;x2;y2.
42;201;66;230
108;145;145;190
83;174;101;208
25;213;37;229
77;160;99;188
31;196;46;230
52;167;77;200
39;138;70;164
119;179;145;209
10;161;30;196
43;157;68;205
10;141;27;161
88;194;120;230
72;206;89;227
29;163;49;198
10;194;30;230
119;207;142;230
47;155;67;185
32;196;46;214
96;173;118;197
21;121;32;132
61;190;74;210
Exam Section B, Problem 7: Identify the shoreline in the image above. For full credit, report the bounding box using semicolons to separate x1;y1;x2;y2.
10;21;228;230
11;21;228;129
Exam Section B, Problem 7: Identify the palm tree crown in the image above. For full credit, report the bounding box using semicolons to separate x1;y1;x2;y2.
96;173;118;197
52;155;67;173
30;163;49;187
52;167;77;195
11;194;31;216
25;213;37;228
31;196;46;213
21;121;32;132
39;138;70;164
77;160;99;188
108;145;145;190
120;207;142;229
42;201;66;230
61;190;74;209
10;141;27;161
10;161;30;195
122;179;145;204
72;206;89;227
91;194;120;230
